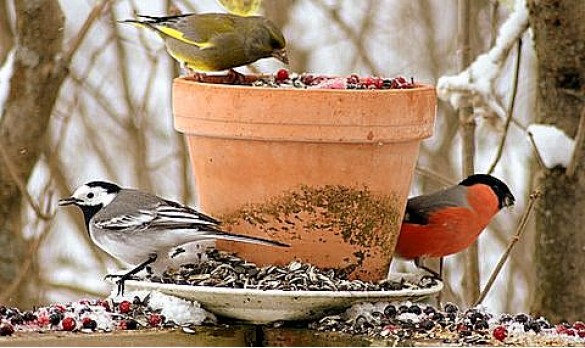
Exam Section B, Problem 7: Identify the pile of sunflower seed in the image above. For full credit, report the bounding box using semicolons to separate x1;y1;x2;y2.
147;249;437;292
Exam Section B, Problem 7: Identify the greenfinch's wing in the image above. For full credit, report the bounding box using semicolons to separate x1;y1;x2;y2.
216;0;261;16
166;14;245;50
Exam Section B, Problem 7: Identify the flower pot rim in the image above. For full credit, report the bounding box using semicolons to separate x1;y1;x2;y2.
174;76;435;95
173;77;437;143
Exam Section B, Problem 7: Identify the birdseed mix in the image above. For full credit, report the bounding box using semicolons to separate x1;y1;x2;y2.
0;295;193;336
146;248;437;292
253;70;417;90
185;70;417;90
310;301;585;346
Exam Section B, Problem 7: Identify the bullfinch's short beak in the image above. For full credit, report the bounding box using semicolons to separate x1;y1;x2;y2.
503;194;515;208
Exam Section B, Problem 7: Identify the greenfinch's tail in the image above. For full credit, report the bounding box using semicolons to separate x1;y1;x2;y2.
119;15;212;49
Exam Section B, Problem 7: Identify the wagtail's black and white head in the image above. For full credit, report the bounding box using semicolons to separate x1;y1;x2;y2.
59;181;287;294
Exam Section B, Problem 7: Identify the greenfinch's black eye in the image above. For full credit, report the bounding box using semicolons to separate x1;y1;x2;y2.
87;192;95;199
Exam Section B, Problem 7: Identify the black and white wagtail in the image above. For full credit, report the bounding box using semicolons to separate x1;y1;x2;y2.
59;181;288;295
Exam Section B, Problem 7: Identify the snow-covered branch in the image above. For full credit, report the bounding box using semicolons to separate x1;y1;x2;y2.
436;0;529;119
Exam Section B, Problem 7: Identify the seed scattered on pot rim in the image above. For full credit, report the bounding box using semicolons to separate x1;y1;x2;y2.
251;70;417;90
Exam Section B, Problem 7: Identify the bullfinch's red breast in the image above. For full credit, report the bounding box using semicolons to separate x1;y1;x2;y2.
395;174;515;268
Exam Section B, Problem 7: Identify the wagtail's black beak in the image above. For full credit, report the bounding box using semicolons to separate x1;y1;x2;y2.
59;197;81;206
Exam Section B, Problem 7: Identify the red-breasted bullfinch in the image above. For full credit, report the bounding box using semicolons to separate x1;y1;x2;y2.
394;174;515;276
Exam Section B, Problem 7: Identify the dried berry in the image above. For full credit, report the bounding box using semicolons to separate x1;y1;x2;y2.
493;325;508;342
61;317;76;331
118;300;132;314
556;324;570;335
0;321;14;336
82;317;97;330
97;300;111;311
573;321;585;331
52;304;66;314
148;313;163;327
37;315;50;327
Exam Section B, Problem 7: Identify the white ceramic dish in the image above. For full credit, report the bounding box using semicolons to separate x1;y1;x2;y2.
123;273;442;324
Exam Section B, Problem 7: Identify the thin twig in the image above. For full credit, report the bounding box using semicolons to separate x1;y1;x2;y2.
527;131;547;170
61;0;111;66
415;166;456;187
488;39;522;174
312;1;380;75
474;189;542;306
566;105;585;178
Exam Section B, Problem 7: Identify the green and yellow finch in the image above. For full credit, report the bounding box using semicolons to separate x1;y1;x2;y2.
121;13;288;72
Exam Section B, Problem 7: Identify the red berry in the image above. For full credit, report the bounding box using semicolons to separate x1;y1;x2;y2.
61;317;76;331
275;69;289;81
347;74;360;84
492;325;508;341
97;299;111;312
396;76;407;84
567;328;577;336
52;304;66;313
37;315;50;327
82;317;97;330
119;300;131;314
556;324;569;334
573;321;585;331
148;313;163;327
0;321;14;336
364;77;376;86
373;78;383;89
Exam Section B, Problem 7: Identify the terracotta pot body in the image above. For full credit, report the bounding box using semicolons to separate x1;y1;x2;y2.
173;78;436;281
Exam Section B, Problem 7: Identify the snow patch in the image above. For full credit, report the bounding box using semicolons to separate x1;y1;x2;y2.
527;124;575;168
110;289;214;325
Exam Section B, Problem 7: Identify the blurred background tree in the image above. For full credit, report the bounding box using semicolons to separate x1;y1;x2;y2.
0;0;577;322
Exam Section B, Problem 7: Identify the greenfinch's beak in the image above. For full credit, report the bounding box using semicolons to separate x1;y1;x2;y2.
272;49;289;65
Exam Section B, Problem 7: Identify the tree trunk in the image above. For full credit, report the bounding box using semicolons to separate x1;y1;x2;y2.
528;0;585;323
0;0;65;307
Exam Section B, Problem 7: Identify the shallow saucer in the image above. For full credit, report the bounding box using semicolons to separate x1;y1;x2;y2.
123;273;443;324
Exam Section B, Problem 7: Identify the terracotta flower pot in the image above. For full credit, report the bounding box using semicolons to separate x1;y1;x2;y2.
173;78;436;281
